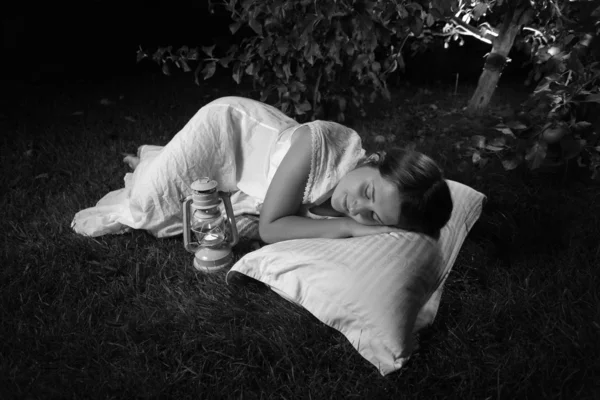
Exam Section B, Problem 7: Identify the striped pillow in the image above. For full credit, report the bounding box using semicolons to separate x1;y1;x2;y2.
227;180;486;375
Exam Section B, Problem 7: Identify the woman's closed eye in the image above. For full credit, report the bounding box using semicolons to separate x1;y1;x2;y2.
372;212;384;225
365;184;383;224
365;183;375;200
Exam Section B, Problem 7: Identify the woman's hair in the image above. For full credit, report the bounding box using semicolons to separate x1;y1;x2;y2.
363;147;453;239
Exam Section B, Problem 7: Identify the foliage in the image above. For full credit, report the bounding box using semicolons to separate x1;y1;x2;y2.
139;0;600;178
449;1;600;178
138;0;456;121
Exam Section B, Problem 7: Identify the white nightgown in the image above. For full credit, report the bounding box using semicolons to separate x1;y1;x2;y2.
71;96;365;238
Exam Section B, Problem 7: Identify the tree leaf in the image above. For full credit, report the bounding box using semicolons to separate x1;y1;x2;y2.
277;85;287;100
282;62;292;81
179;58;191;72
276;37;289;56
290;92;301;104
410;16;423;36
490;136;507;147
485;145;504;152
525;141;548;170
249;18;263;36
384;59;398;74
494;125;516;137
369;91;378;103
471;135;486;149
152;47;166;63
572;121;592;130
202;45;215;57
136;49;147;63
218;54;234;68
426;13;435;27
230;22;242;35
502;158;520;171
352;54;370;72
162;62;171;76
381;87;391;101
328;38;342;64
345;43;355;56
472;3;488;20
337;96;347;112
367;71;381;88
506;120;528;130
258;36;273;58
296;65;305;80
533;73;561;93
245;63;255;77
177;45;189;56
432;0;453;16
232;62;243;84
290;80;307;93
260;86;275;102
429;8;443;20
294;100;312;115
194;65;201;86
274;65;284;79
397;53;405;72
304;42;319;65
187;48;199;61
202;61;216;80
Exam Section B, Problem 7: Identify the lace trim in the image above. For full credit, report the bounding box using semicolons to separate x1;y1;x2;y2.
303;122;318;204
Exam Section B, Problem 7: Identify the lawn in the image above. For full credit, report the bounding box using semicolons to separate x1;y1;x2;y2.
1;71;598;399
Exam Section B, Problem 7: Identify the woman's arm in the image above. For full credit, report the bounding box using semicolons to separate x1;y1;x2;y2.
259;126;397;243
259;126;349;243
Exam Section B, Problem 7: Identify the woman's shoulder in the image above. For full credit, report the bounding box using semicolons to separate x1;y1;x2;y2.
307;120;356;131
297;120;362;146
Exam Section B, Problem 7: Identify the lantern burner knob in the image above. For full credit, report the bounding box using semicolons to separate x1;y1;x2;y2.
191;178;218;192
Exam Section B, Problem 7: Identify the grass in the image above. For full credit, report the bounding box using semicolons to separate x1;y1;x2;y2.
1;71;599;399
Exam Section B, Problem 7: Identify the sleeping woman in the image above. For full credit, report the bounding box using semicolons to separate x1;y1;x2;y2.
71;96;453;243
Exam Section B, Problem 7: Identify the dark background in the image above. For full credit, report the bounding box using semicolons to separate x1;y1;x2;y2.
1;1;533;87
1;2;229;82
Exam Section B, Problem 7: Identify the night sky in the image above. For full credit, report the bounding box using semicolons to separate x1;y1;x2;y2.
2;2;231;83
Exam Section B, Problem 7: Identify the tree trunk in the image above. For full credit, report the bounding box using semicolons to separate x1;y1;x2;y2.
468;67;504;115
466;5;532;116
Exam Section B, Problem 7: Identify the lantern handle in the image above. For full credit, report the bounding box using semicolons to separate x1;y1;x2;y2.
219;191;239;247
182;196;200;253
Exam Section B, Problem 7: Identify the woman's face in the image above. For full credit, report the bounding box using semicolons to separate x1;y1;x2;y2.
331;166;401;226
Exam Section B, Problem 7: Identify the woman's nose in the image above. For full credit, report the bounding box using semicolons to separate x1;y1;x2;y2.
349;198;367;215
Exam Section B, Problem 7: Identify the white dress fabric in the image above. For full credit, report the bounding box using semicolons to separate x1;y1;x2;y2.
71;96;365;237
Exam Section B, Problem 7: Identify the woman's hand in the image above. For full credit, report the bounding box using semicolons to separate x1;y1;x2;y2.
343;218;401;238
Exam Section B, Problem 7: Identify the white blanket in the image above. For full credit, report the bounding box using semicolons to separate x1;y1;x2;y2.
71;97;365;238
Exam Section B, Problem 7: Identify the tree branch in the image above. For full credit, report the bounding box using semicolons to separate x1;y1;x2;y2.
514;4;534;27
312;70;322;116
449;16;495;44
